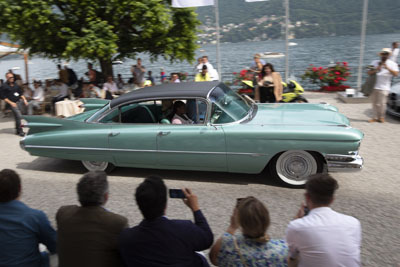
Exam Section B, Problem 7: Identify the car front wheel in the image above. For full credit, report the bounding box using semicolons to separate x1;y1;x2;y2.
270;150;320;187
81;160;115;172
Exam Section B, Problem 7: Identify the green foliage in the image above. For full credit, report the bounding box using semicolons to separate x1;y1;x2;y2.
0;0;201;70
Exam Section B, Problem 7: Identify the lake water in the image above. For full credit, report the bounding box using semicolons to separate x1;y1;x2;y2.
1;32;399;89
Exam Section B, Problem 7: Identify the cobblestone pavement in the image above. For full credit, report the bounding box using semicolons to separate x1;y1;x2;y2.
0;92;399;266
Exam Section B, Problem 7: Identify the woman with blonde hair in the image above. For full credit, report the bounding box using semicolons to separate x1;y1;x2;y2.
209;196;288;266
255;63;283;103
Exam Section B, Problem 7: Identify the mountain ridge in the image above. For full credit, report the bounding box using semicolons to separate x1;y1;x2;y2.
196;0;400;43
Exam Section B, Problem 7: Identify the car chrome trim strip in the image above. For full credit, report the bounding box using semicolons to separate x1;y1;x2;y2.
24;145;265;157
325;154;363;172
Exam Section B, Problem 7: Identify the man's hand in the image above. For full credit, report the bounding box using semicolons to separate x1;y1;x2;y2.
182;188;200;212
294;202;306;219
9;101;17;108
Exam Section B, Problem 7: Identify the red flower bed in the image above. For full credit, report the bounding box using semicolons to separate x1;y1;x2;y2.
302;62;351;91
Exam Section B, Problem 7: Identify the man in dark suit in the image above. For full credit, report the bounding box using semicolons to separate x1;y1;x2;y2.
56;171;128;267
119;176;213;267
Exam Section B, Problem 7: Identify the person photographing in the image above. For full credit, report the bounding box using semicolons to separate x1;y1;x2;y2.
368;48;399;123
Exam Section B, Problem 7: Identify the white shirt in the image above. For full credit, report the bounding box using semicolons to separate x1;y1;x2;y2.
32;86;44;102
171;114;193;124
286;207;361;267
196;62;214;73
390;48;399;62
103;81;119;93
371;59;399;91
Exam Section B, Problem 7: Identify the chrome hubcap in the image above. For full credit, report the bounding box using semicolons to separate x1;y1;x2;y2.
276;151;318;185
82;161;109;171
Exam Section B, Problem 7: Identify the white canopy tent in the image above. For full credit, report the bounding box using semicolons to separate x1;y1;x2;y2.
0;42;29;82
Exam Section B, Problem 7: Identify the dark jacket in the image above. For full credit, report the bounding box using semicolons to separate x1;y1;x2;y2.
0;82;23;102
56;205;128;267
119;210;213;267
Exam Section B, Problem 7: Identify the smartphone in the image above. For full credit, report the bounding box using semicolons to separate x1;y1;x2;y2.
303;206;310;216
169;189;185;199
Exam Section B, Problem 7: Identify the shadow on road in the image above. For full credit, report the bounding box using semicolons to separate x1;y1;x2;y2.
0;127;15;135
17;157;287;188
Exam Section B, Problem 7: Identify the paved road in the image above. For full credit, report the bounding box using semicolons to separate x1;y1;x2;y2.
1;92;399;266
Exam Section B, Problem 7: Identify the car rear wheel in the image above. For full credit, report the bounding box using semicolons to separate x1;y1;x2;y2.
81;160;115;172
270;150;319;186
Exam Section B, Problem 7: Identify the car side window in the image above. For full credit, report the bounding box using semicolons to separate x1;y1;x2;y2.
99;102;157;124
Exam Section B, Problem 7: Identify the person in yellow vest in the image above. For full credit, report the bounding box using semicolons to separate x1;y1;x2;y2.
195;65;211;82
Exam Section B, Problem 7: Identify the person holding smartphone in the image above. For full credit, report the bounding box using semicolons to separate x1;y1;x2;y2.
368;48;399;123
285;174;361;267
118;176;213;267
209;196;288;266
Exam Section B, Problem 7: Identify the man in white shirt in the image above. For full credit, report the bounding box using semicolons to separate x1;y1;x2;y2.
389;42;399;63
27;80;45;115
102;76;120;98
196;56;219;81
285;174;361;267
368;48;399;123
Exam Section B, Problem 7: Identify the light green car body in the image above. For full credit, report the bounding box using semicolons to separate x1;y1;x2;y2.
21;82;363;186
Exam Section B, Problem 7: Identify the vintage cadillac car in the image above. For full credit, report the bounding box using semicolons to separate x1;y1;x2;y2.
20;81;364;186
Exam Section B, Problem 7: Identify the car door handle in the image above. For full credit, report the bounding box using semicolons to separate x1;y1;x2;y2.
158;131;171;136
109;132;120;137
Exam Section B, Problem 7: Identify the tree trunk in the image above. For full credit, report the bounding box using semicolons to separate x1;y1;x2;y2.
99;58;113;79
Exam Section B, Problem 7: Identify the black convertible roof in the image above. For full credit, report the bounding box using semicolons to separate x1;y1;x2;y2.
110;81;221;108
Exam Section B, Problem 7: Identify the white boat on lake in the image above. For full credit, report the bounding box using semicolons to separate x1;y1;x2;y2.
259;52;285;58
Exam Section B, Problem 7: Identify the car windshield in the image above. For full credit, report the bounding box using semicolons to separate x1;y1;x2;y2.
86;104;110;122
209;84;251;124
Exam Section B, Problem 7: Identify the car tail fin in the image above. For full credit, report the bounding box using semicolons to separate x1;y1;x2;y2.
79;98;110;111
22;115;76;135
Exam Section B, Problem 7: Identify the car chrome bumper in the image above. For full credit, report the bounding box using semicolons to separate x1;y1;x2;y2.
325;154;363;172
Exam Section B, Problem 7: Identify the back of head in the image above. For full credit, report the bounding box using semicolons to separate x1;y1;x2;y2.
238;196;270;240
135;176;167;220
77;171;108;207
305;173;339;206
0;169;21;203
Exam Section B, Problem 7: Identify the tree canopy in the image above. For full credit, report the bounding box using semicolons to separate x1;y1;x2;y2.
0;0;201;76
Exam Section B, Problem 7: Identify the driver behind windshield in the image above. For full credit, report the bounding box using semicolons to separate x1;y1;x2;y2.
171;101;194;125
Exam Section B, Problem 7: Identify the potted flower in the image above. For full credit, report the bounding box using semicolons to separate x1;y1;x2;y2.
301;62;351;91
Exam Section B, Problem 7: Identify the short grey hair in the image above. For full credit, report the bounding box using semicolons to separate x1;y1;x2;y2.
77;171;108;207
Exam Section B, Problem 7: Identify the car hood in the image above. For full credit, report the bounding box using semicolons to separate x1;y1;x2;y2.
249;103;350;126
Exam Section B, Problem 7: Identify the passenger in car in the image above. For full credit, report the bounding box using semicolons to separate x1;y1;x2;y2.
171;101;194;124
161;99;174;122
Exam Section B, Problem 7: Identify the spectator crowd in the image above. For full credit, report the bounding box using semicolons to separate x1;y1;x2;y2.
0;55;220;133
0;169;362;267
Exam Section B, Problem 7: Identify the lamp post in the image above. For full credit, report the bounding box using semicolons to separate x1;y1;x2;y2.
356;0;368;92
